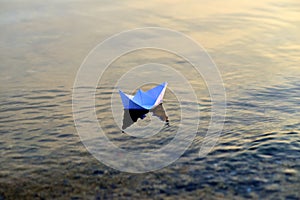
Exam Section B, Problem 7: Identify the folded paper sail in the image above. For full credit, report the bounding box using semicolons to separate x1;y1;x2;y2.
119;82;168;110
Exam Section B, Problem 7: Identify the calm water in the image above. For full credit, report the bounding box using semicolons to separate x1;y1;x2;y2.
1;0;300;199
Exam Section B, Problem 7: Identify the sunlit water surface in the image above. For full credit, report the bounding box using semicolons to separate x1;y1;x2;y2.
1;0;300;199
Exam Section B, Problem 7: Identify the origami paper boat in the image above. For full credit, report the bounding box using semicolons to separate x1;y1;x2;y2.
119;82;167;110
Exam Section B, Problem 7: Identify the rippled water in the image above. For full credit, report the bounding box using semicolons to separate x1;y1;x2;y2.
1;0;300;199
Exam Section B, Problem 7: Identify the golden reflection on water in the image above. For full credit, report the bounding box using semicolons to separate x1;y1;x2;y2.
1;0;299;93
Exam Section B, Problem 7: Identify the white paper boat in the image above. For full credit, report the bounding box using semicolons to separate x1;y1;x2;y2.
119;82;167;110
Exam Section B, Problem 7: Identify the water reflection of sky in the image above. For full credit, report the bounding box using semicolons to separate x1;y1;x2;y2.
1;0;299;93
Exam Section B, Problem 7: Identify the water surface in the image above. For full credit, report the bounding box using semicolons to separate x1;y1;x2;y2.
0;0;300;199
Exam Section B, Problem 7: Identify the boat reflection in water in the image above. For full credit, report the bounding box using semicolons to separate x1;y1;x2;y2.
122;103;169;131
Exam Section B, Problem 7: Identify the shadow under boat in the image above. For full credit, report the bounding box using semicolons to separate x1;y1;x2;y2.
122;103;169;130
